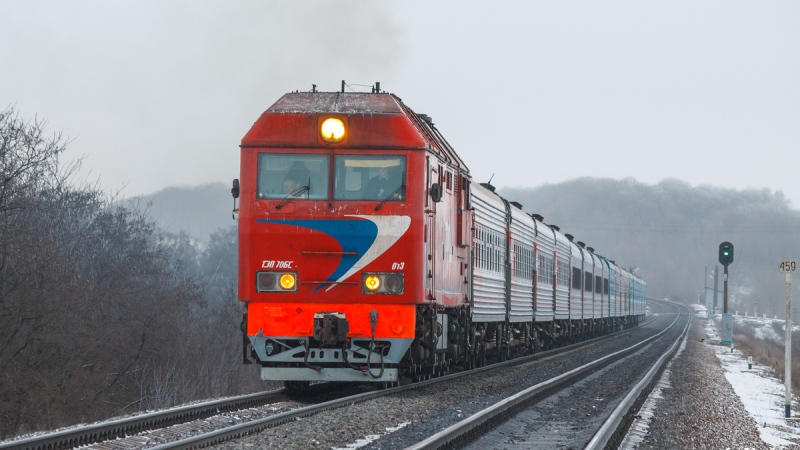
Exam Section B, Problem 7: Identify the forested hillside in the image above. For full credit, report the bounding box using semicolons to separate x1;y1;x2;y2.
502;178;800;316
0;108;263;438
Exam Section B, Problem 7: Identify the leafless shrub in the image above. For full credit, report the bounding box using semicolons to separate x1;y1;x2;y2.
0;107;265;438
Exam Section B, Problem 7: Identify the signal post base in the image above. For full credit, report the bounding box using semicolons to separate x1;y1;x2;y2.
721;313;733;345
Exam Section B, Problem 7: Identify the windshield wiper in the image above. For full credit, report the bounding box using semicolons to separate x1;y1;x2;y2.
276;179;310;210
374;182;405;211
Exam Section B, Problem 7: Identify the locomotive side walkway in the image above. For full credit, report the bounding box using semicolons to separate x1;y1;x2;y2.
631;309;800;449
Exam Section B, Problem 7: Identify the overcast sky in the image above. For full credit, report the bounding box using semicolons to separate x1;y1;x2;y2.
2;2;798;207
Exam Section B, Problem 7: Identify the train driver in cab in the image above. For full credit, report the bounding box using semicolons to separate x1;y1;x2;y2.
282;177;302;197
364;166;401;200
280;160;312;198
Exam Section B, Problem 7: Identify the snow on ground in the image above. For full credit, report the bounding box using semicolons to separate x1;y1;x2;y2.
692;304;800;448
330;421;411;449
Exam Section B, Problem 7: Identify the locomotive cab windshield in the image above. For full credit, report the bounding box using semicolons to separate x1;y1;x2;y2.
257;154;330;200
256;153;407;202
334;155;406;201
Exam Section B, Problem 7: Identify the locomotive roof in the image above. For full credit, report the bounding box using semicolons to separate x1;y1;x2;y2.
243;92;469;174
267;92;403;114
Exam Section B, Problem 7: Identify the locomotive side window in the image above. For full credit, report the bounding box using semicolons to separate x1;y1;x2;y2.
584;271;593;292
334;155;406;201
595;275;602;294
257;154;329;200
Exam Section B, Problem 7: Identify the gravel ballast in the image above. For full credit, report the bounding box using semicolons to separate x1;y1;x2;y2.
633;314;770;449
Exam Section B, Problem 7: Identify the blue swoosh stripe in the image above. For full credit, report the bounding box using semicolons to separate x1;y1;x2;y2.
256;219;378;291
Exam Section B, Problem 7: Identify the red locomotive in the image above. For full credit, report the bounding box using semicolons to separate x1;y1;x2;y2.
234;85;646;388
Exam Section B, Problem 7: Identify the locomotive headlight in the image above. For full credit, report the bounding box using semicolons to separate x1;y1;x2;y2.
280;273;296;290
362;273;404;294
257;271;297;292
384;274;403;293
257;272;276;291
364;275;381;291
320;118;346;142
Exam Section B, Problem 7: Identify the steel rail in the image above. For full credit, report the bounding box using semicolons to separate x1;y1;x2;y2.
136;314;665;450
585;302;690;449
405;300;683;450
0;389;288;450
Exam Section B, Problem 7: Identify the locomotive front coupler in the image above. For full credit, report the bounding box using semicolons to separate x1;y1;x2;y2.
313;312;350;347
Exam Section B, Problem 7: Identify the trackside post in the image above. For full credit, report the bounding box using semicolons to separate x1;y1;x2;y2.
779;259;797;417
719;242;734;345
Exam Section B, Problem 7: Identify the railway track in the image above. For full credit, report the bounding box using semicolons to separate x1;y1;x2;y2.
1;302;670;450
0;386;314;450
408;299;688;450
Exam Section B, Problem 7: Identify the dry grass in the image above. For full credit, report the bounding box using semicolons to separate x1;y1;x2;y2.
726;320;800;393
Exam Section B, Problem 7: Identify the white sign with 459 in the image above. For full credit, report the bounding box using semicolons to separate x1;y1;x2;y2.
779;260;797;273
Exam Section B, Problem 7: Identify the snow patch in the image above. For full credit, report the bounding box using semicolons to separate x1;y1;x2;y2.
331;421;411;449
704;319;800;448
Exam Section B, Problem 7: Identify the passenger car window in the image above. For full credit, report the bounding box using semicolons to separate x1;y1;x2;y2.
334;155;406;201
257;154;329;200
572;267;581;289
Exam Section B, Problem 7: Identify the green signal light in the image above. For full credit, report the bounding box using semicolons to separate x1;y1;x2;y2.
719;242;734;265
